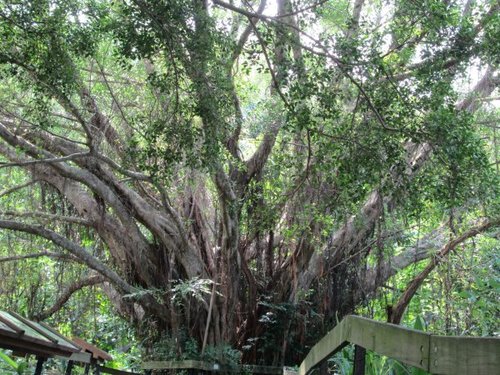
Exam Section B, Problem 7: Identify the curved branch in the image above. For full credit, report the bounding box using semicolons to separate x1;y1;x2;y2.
390;217;500;324
0;121;155;244
0;219;169;318
0;152;89;169
297;65;499;294
35;275;106;320
0;123;164;280
1;118;203;278
246;121;282;181
0;219;133;292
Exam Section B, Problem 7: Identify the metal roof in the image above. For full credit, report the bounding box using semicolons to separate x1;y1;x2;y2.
0;310;110;363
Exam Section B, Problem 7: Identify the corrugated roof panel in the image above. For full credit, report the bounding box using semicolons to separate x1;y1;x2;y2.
0;310;108;362
0;311;51;343
32;322;80;351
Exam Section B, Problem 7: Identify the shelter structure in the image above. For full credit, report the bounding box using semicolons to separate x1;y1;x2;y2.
0;310;114;374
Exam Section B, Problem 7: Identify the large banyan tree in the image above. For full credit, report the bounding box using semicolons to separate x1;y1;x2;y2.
0;0;498;366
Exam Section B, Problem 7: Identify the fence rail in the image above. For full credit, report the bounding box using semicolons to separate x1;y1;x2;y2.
142;359;283;374
97;365;141;375
298;315;500;375
138;316;499;375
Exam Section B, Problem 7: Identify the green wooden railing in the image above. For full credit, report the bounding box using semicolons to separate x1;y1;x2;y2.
140;315;500;375
297;315;500;375
142;360;282;374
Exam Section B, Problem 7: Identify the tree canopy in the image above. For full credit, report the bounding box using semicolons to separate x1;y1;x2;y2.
0;0;498;368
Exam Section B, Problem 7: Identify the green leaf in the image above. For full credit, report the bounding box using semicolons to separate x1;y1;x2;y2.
413;315;426;332
0;351;18;370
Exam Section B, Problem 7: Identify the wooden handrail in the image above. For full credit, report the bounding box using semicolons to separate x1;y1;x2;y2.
141;359;283;374
97;365;141;375
138;316;499;375
298;315;500;375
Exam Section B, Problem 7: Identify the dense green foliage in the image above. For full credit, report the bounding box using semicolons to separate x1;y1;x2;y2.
0;0;498;371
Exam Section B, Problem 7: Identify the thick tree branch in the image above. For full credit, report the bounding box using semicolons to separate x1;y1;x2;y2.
0;219;133;291
246;121;282;181
81;86;125;156
345;0;365;39
1;120;203;281
456;67;499;112
0;152;90;169
0;219;169;317
0;122;146;235
296;65;497;295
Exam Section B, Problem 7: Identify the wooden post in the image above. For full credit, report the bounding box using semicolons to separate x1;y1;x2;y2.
353;345;366;375
65;360;75;375
318;361;328;375
94;359;101;375
34;357;46;375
